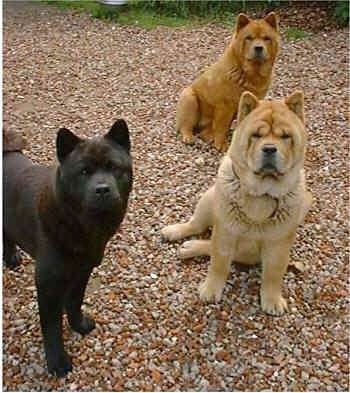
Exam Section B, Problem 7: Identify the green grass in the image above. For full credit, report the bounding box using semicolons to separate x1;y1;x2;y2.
333;0;349;26
43;0;192;28
42;0;259;29
43;1;348;30
284;27;309;41
116;8;191;28
44;1;98;12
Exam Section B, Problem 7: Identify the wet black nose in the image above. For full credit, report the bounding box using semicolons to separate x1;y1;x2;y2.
95;184;110;195
254;46;264;54
262;144;277;155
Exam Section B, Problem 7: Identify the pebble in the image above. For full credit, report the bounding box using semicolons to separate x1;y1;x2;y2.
151;311;160;319
194;157;205;166
31;364;45;375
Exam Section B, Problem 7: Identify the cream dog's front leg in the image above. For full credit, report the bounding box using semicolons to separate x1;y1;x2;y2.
260;235;295;316
199;223;234;302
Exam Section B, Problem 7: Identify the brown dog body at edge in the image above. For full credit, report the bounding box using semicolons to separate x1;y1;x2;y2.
163;90;312;316
177;12;280;151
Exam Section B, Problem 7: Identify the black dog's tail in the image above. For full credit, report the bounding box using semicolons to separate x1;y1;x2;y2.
3;129;27;153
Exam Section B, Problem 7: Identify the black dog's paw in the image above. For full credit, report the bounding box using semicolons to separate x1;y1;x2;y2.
70;314;96;335
47;350;72;378
4;250;22;270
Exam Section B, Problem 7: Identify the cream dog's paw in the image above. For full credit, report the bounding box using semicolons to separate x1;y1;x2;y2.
199;276;225;302
178;240;196;259
161;224;184;242
260;291;288;316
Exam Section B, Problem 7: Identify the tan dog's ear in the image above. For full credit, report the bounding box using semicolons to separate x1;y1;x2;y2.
238;91;259;123
264;12;279;31
236;13;251;33
285;90;304;123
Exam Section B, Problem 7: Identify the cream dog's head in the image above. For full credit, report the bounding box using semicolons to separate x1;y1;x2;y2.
229;90;306;197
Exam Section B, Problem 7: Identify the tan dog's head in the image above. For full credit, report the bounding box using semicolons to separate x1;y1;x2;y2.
229;90;306;197
232;12;280;65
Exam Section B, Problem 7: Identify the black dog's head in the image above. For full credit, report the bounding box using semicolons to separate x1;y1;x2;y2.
55;119;132;224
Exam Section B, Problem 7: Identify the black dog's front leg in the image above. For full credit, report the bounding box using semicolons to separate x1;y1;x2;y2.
35;257;72;377
3;232;22;269
65;267;96;335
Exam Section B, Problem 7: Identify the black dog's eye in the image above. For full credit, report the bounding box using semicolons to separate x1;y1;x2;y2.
80;168;90;176
106;162;119;172
245;35;253;41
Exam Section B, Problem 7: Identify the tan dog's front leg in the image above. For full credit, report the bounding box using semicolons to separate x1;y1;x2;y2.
212;107;234;152
260;236;295;316
199;126;214;143
199;225;233;302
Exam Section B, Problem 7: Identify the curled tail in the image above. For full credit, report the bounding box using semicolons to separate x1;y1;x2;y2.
3;129;27;153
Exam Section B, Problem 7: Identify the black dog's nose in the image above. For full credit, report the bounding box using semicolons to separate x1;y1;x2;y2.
262;144;277;155
254;46;264;54
95;184;110;195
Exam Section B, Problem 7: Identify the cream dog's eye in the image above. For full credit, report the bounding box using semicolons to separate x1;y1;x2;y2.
252;132;261;138
281;133;291;139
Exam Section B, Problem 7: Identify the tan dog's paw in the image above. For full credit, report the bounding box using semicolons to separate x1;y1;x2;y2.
261;292;288;316
182;134;195;145
214;139;228;152
161;224;184;242
199;129;214;143
199;276;225;302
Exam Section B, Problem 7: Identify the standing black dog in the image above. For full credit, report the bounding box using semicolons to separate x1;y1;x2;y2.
3;119;133;377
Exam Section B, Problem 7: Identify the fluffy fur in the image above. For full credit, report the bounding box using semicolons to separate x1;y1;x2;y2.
176;12;280;151
163;91;312;316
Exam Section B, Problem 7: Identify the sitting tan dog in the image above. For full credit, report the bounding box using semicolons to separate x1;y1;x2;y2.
177;12;280;152
163;90;312;316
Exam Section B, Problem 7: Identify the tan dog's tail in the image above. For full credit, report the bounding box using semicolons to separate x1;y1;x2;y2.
3;129;27;153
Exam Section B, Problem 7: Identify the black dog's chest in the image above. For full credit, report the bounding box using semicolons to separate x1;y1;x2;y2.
70;241;106;268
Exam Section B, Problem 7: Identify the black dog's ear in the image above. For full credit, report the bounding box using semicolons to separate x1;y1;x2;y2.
105;119;131;152
56;128;81;163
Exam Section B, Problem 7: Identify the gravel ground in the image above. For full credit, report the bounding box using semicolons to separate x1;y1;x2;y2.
3;2;349;391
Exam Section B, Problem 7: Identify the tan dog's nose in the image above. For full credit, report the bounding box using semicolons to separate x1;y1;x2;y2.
254;46;264;55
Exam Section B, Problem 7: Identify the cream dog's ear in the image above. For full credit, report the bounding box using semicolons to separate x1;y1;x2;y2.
238;91;259;123
285;90;304;123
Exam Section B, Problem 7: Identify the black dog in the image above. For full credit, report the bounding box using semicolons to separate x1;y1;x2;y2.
3;119;133;377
